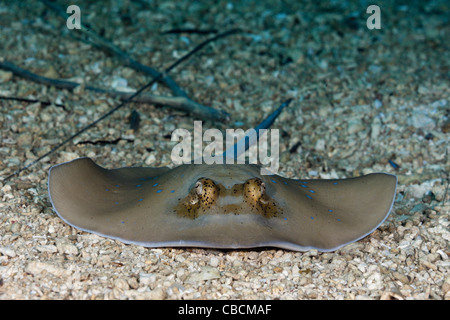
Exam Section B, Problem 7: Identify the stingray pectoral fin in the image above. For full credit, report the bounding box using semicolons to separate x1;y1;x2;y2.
275;173;397;251
48;157;172;238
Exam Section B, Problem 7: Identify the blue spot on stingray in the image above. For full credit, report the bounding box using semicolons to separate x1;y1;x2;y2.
136;184;142;187
156;189;163;193
328;209;333;213
271;179;276;183
283;181;288;185
152;183;158;187
105;188;109;191
337;219;341;222
171;190;175;193
310;216;314;220
138;198;143;202
115;184;120;187
284;217;287;220
306;194;312;199
139;177;146;181
114;201;119;205
309;190;315;193
121;221;125;224
300;184;307;188
333;182;338;185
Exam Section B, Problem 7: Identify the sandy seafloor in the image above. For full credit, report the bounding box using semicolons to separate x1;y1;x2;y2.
0;0;448;300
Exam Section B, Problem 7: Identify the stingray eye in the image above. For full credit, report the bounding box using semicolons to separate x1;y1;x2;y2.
244;178;266;201
260;181;266;195
194;181;203;195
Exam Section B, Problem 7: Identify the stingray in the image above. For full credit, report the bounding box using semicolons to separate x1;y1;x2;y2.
48;101;397;252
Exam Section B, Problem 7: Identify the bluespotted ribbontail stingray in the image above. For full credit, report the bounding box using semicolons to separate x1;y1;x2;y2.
48;100;397;252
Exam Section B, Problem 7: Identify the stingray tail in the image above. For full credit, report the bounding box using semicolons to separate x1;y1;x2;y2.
223;98;293;161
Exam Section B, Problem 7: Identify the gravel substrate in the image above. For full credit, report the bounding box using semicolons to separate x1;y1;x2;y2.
0;1;448;300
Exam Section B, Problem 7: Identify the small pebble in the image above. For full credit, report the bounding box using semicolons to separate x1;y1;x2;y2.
0;246;16;258
56;239;78;255
0;70;13;83
209;256;220;267
186;266;220;282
